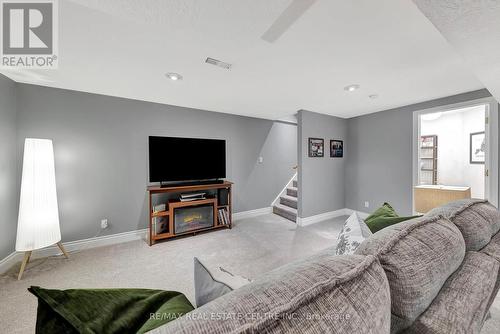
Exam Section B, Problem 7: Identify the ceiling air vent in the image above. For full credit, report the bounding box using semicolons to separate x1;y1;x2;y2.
205;57;232;70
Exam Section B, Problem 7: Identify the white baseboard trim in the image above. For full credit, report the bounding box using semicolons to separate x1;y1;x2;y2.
0;207;367;274
36;229;148;258
0;229;148;275
0;252;21;276
297;208;349;226
344;208;370;220
296;208;371;226
233;207;273;221
0;207;275;274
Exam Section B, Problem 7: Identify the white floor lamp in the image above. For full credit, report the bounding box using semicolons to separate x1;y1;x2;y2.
16;138;68;280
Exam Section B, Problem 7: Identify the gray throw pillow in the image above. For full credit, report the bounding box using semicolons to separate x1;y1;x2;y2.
194;257;251;307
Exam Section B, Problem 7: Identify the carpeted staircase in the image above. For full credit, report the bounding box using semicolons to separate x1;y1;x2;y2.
273;179;297;222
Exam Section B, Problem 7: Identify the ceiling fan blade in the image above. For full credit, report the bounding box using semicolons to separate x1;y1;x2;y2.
261;0;318;43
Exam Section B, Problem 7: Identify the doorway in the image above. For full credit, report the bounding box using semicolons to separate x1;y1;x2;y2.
412;98;498;214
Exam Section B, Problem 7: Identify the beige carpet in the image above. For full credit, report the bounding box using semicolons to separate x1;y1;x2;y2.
0;213;499;333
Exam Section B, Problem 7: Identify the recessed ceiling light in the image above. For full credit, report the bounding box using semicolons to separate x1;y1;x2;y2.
165;72;183;81
205;57;232;70
369;94;379;99
344;84;360;92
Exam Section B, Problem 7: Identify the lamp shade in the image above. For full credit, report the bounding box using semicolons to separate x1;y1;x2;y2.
16;138;61;252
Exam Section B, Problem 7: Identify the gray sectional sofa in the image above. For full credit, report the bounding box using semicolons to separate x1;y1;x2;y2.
150;199;500;333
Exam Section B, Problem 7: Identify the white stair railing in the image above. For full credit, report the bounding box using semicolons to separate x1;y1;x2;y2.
271;172;298;207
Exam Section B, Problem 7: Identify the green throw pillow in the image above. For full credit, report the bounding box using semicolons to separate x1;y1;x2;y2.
365;202;421;233
29;286;194;334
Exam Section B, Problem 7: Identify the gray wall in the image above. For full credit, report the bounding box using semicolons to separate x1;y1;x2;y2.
298;110;347;218
15;84;296;246
2;78;494;260
0;75;18;260
345;89;493;215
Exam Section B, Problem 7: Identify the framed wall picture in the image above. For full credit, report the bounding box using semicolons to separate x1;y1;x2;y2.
308;138;324;157
470;131;485;164
330;140;344;158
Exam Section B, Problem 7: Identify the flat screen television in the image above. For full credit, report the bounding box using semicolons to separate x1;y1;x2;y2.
148;136;226;183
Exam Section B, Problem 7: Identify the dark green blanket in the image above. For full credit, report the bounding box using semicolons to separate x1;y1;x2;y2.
29;286;194;334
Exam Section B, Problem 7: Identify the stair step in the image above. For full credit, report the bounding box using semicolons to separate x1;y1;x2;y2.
286;187;298;197
273;204;297;223
280;195;297;209
293;180;297;188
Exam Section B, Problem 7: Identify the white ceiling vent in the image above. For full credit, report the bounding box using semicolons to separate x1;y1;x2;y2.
205;57;232;70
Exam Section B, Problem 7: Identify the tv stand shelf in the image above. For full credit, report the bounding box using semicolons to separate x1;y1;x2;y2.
147;181;232;245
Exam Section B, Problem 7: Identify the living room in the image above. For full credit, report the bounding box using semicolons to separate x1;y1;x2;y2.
1;1;500;333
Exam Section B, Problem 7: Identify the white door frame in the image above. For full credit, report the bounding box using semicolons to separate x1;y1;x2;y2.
412;97;499;212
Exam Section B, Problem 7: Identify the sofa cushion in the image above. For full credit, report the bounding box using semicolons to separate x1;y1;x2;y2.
355;215;465;333
481;230;500;262
407;252;499;334
426;199;500;251
479;231;500;321
149;250;391;334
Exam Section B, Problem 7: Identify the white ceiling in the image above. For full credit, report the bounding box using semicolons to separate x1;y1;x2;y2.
412;0;500;107
1;0;484;119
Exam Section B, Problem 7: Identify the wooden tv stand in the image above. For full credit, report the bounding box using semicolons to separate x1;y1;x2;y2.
147;181;232;246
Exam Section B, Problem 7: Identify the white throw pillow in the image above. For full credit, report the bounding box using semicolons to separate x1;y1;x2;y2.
335;212;372;255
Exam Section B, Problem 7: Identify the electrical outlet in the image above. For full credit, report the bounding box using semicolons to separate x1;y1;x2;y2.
100;219;109;229
364;201;370;208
